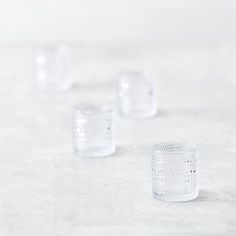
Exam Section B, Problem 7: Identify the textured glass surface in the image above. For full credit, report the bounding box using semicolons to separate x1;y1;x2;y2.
34;45;71;92
152;143;198;202
117;71;157;118
73;104;115;157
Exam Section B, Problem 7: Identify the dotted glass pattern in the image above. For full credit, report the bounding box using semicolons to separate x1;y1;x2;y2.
152;143;198;202
72;104;115;157
34;45;71;92
117;71;157;118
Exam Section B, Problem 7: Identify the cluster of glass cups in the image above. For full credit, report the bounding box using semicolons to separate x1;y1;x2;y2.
34;45;199;202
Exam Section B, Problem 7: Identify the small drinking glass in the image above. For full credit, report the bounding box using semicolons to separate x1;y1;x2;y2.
34;45;71;92
152;142;198;202
117;71;157;118
72;104;115;157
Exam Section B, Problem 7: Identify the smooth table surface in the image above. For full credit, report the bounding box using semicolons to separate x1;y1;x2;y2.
0;44;236;235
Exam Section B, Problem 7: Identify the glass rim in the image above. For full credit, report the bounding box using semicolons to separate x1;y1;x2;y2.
153;142;197;155
74;103;113;115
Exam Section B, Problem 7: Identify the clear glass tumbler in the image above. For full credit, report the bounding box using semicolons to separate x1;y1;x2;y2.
72;104;115;157
34;45;71;92
152;143;198;202
117;71;157;118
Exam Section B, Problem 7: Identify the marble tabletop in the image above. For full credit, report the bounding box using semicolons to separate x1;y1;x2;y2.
0;43;235;235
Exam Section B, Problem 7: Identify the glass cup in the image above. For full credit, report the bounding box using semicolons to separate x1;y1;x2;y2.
152;142;198;202
72;104;115;157
117;71;157;118
34;45;71;92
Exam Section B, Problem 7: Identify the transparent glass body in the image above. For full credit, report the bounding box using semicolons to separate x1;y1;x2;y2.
117;71;157;118
34;45;71;92
73;104;115;157
152;143;198;202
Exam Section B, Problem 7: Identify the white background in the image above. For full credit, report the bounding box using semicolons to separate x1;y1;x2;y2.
0;0;235;44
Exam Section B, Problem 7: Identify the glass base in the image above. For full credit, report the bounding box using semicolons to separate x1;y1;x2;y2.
153;190;199;202
121;109;157;119
36;83;72;93
74;147;116;157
